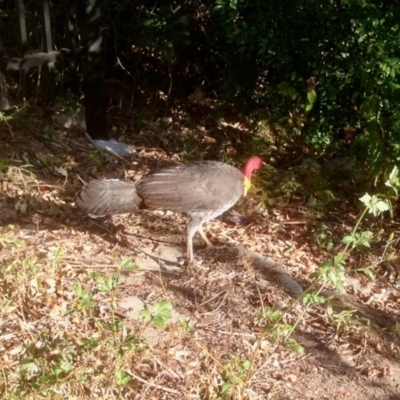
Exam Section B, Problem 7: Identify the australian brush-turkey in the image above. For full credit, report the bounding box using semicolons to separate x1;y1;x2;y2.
76;156;262;262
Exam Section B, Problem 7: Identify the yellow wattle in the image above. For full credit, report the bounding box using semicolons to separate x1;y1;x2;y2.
243;177;251;196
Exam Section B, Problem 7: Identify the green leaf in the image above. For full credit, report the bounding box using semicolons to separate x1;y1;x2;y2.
72;283;83;296
360;268;375;280
388;165;398;181
307;90;317;104
376;200;389;213
143;19;154;27
153;316;167;327
287;340;305;354
140;310;151;321
302;294;326;306
116;370;131;386
140;301;173;327
154;300;173;315
241;360;251;371
359;193;371;206
57;166;68;177
341;235;354;244
120;259;139;271
333;253;347;266
221;382;232;395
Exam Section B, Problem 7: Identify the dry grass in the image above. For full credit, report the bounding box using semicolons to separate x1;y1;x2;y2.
1;107;400;400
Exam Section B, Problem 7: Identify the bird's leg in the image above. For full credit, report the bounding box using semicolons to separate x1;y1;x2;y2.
186;220;199;263
198;227;214;249
186;234;194;263
186;219;215;265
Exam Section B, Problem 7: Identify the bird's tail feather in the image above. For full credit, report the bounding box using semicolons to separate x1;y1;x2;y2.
75;179;141;216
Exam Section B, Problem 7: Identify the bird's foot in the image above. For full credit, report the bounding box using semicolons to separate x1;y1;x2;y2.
198;229;215;249
187;259;196;270
185;258;209;271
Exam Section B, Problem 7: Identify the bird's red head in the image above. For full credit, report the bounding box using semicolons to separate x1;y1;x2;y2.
243;156;263;178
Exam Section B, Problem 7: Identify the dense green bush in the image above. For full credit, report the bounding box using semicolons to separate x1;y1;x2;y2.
4;0;400;183
211;0;400;182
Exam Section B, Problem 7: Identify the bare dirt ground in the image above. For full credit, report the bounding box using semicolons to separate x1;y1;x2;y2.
1;106;400;399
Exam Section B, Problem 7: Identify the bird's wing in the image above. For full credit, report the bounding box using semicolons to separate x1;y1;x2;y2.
136;161;244;212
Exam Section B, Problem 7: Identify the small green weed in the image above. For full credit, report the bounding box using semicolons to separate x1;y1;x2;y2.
220;357;251;399
42;125;60;141
88;150;103;166
140;300;173;327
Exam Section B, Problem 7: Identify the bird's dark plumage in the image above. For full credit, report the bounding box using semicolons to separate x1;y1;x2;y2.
76;157;262;262
76;179;141;216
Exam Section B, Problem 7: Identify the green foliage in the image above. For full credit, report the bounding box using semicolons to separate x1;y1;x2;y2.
325;303;372;336
311;185;393;294
257;158;340;213
302;293;326;307
42;125;60;142
0;157;10;173
306;90;317;113
42;155;62;166
256;307;305;354
141;5;191;65
220;357;250;398
91;271;120;293
315;224;334;252
88;150;103;167
359;193;390;217
119;259;139;272
313;255;347;294
210;0;400;182
0;111;15;123
70;283;95;314
140;300;173;327
4;0;400;185
0;236;24;249
4;0;400;186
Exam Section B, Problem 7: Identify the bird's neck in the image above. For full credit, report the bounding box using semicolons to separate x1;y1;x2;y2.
243;177;251;196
